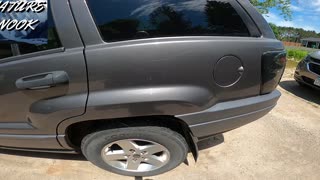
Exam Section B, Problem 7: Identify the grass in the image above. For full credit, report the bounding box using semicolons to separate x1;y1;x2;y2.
286;49;308;62
285;46;318;53
284;46;318;62
284;46;312;69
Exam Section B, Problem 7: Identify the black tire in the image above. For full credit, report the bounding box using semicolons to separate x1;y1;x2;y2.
81;126;188;177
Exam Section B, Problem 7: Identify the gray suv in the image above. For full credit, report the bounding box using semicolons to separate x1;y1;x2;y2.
295;51;320;89
0;0;285;177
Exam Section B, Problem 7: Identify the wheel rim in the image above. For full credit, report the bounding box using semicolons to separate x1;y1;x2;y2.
101;139;170;172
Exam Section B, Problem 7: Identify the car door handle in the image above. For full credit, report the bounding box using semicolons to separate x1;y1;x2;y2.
16;71;69;90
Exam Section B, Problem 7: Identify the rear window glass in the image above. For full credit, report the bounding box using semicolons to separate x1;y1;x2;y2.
86;0;250;42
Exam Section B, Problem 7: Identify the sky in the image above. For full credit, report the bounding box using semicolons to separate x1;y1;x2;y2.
264;0;320;33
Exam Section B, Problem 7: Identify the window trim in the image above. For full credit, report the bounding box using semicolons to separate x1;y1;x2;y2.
69;0;104;46
0;47;65;64
11;44;20;56
84;0;261;44
231;0;261;37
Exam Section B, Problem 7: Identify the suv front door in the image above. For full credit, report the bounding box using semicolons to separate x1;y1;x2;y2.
0;0;87;149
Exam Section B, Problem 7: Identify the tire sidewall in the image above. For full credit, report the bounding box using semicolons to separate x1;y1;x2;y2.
81;127;188;177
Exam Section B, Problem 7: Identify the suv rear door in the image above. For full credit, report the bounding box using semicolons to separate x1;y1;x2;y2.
0;0;87;149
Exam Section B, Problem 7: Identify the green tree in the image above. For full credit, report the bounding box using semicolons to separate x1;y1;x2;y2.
250;0;292;20
268;24;320;42
269;23;280;39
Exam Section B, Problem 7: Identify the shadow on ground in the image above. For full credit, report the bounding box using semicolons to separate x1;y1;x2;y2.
280;80;320;105
0;149;86;161
198;134;224;151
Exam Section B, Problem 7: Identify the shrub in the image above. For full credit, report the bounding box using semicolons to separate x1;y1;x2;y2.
286;49;309;62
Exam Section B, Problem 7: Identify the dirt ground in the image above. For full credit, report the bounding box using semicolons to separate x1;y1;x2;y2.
0;67;319;180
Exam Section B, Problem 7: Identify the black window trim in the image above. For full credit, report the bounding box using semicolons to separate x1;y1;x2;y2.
231;0;261;37
85;0;262;44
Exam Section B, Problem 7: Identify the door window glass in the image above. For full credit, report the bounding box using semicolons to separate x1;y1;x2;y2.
0;5;62;59
0;44;13;59
18;6;62;54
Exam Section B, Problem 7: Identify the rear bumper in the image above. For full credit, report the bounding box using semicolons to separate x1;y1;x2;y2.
177;90;281;138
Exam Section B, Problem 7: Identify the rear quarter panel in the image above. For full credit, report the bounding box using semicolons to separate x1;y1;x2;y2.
79;37;283;120
58;0;284;135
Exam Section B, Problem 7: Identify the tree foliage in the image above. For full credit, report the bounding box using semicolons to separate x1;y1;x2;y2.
250;0;292;20
269;23;280;39
253;1;320;41
269;23;320;42
150;6;191;34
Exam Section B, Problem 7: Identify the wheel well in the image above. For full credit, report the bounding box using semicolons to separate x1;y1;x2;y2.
65;116;194;150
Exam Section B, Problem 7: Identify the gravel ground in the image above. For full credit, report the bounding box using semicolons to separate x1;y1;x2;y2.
0;67;319;180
